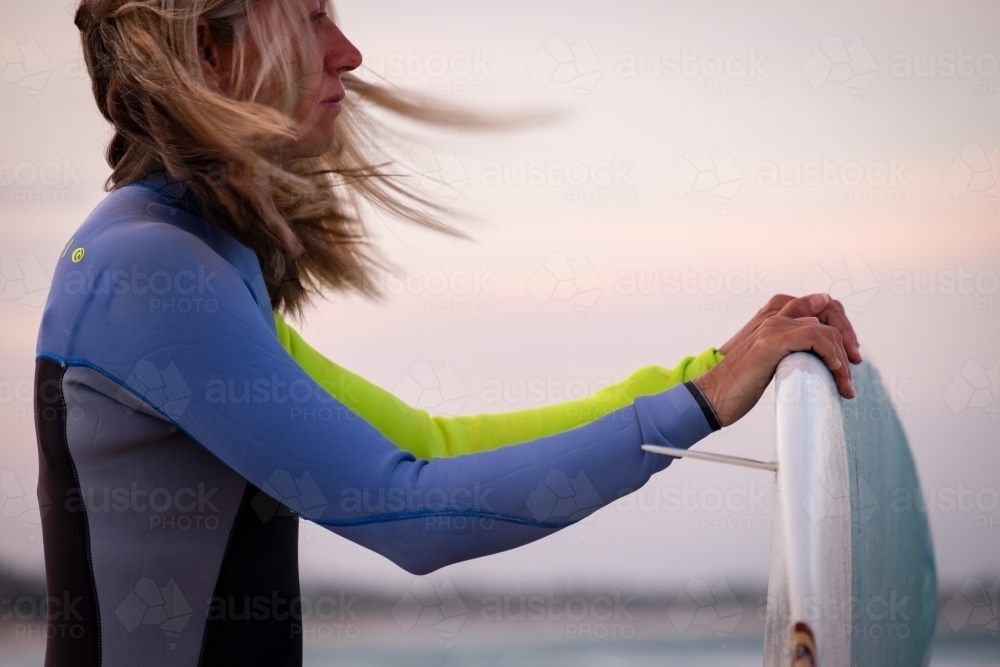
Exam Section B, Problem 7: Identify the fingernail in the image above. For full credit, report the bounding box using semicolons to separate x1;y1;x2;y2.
809;294;828;310
848;380;856;397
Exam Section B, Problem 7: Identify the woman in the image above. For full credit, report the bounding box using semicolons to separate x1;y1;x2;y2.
35;1;861;665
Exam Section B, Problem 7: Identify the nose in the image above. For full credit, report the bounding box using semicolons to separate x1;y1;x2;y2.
325;24;362;75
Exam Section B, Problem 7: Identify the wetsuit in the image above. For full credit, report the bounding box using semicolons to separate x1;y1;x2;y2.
33;171;722;666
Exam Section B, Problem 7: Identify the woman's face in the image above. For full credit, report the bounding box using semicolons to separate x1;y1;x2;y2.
285;0;362;158
199;0;362;160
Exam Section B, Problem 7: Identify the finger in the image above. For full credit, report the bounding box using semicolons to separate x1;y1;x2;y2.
778;293;830;319
721;296;797;356
783;296;863;365
809;323;852;391
818;300;863;364
821;327;855;399
784;324;856;399
764;294;796;314
817;323;852;385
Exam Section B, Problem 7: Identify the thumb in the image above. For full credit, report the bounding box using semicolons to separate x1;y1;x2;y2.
806;293;830;312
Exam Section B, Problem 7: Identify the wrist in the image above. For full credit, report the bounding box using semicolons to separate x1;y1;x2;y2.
684;380;722;431
693;370;730;428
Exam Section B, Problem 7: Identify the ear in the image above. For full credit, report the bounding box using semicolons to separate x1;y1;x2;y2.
197;17;225;89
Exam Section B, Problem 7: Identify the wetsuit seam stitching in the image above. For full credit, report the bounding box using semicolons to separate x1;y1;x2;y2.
313;509;574;529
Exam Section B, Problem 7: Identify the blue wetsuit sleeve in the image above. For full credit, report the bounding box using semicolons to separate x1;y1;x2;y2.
38;205;715;575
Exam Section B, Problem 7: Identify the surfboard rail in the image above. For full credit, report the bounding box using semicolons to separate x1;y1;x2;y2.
763;352;937;666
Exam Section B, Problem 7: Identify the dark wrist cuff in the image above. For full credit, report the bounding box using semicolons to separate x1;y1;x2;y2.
683;380;722;431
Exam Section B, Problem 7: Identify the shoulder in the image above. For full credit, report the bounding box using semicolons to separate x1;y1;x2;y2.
37;185;273;360
74;185;243;267
56;185;249;300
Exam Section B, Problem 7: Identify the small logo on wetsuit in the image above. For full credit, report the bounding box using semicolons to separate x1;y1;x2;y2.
70;247;85;263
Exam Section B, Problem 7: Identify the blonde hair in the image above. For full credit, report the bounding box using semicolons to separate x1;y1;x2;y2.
73;0;503;316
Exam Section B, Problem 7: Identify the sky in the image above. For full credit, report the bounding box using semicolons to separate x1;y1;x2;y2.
0;0;997;599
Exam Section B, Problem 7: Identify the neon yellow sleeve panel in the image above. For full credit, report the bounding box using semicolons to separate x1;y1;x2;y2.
274;311;723;460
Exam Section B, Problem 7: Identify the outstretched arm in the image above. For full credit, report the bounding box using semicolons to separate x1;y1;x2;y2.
40;199;719;576
274;310;723;459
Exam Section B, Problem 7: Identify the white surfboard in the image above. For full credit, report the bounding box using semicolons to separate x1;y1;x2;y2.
763;352;936;666
644;352;937;665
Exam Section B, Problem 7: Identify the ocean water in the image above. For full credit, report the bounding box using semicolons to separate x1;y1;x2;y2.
1;637;996;666
300;638;998;667
304;639;768;667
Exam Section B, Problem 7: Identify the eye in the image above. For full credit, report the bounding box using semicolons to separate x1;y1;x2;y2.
310;10;327;24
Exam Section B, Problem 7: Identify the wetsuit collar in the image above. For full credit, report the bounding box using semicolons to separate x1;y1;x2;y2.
130;170;206;219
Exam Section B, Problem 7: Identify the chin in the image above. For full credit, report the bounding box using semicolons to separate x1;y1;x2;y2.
303;133;336;159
